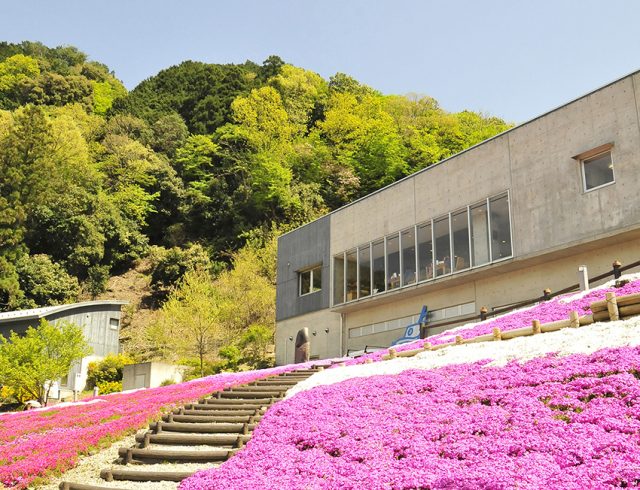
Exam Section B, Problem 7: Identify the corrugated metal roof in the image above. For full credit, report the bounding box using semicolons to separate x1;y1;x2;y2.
0;300;128;324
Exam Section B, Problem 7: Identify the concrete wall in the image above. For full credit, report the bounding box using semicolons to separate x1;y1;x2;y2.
275;308;342;365
122;362;184;391
276;216;330;321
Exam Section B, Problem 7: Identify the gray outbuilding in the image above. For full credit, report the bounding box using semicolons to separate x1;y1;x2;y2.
0;300;127;397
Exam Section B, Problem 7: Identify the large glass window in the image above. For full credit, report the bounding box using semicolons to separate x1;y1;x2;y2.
470;202;490;266
333;254;344;305
299;266;322;296
489;193;512;261
434;216;451;277
372;240;385;294
582;151;614;191
346;250;357;301
417;222;433;281
452;209;470;272
358;245;371;298
386;234;400;290
401;228;416;286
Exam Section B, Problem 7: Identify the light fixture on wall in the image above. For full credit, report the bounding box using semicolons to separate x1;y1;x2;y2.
324;328;329;334
312;331;317;336
288;336;293;341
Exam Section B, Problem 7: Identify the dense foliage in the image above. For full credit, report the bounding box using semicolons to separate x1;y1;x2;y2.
0;320;91;405
0;40;510;368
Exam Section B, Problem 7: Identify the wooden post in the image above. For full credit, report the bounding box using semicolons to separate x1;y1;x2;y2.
423;342;432;351
606;292;619;321
492;327;502;341
365;358;373;364
143;432;151;448
125;448;133;464
455;335;464;345
569;310;580;328
543;288;552;301
388;348;397;359
532;319;541;334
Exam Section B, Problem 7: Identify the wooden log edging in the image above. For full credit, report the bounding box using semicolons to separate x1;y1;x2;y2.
380;290;640;361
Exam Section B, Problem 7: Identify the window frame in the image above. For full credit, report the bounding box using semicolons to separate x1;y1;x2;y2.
581;149;615;193
299;265;322;297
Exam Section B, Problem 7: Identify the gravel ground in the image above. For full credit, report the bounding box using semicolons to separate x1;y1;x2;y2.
34;429;225;490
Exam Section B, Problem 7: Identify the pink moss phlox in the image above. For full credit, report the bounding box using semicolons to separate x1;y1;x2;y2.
180;346;640;489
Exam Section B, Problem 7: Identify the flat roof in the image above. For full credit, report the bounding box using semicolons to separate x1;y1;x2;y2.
0;300;128;325
279;67;640;240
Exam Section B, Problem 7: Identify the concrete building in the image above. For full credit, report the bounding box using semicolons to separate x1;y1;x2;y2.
122;362;185;391
275;70;640;365
0;300;127;396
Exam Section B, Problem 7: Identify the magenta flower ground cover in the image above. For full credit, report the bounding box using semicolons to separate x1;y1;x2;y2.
181;346;640;490
347;277;640;365
0;361;323;489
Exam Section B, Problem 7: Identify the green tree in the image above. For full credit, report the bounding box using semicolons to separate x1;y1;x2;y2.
155;268;223;377
0;320;92;405
15;254;80;308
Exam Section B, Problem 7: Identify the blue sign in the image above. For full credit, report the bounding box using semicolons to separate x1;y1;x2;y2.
391;306;428;346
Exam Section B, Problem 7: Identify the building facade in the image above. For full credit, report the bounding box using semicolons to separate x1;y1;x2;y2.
0;300;127;395
275;71;640;365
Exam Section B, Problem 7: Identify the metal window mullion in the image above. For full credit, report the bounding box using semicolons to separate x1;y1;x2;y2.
506;190;514;258
467;205;472;268
431;219;435;279
370;242;373;295
486;197;493;262
448;212;453;274
414;225;418;283
398;231;403;286
356;249;360;300
383;238;387;293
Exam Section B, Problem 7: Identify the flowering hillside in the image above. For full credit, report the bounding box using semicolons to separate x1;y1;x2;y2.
347;276;640;365
181;346;640;490
0;361;324;489
180;277;640;489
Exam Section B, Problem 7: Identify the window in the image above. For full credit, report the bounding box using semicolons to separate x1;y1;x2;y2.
401;228;416;286
386;234;400;290
434;216;451;277
300;265;322;296
470;202;490;266
372;240;385;294
358;245;371;298
582;151;614;191
452;209;470;272
489;193;512;261
417;222;433;281
346;250;358;301
109;318;119;330
330;191;513;306
333;255;345;304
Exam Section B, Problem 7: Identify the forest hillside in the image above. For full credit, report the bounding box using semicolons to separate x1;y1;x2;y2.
0;41;511;373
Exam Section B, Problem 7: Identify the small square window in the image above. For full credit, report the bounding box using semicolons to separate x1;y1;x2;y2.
299;266;322;296
109;318;119;330
582;151;614;191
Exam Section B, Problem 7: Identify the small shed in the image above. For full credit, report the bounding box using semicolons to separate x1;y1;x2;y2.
122;362;185;391
0;300;127;397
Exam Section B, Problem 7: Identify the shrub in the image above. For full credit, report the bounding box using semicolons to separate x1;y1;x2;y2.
86;353;134;389
96;380;121;394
